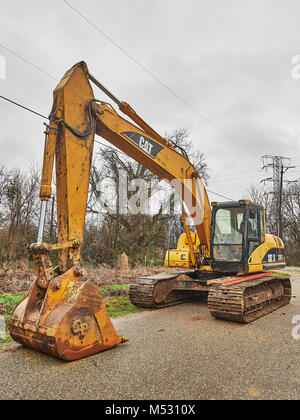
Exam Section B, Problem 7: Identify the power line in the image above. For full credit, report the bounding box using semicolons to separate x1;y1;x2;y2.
211;176;262;184
0;44;58;81
0;94;233;201
0;90;269;187
0;95;48;119
0;94;126;153
209;171;263;181
63;0;256;157
206;189;233;201
0;40;255;160
1;39;254;158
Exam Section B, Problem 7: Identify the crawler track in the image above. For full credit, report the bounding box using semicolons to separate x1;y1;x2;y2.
129;272;196;308
207;275;291;322
130;271;292;323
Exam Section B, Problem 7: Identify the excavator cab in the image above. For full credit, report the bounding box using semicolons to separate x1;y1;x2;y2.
210;200;285;273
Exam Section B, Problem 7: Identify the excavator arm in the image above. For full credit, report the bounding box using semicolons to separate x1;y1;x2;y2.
38;62;96;272
93;99;212;265
38;61;212;271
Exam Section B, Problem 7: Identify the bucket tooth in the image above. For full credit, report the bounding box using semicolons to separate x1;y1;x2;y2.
9;266;128;361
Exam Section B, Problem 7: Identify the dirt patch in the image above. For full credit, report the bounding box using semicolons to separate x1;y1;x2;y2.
0;301;13;316
0;342;22;355
0;266;34;294
188;316;204;322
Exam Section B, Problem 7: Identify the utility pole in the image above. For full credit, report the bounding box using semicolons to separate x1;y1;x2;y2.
261;155;296;238
278;164;284;238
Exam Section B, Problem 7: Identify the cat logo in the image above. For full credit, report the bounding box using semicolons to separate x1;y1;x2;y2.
139;136;153;156
121;131;164;158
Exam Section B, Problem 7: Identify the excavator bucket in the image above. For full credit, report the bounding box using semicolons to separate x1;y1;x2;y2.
9;266;128;361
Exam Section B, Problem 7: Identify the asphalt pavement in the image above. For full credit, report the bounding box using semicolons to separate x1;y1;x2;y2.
0;272;299;400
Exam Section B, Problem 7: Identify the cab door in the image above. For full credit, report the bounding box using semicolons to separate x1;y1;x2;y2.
246;206;264;259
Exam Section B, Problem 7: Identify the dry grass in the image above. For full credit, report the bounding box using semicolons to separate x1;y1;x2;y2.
0;262;181;294
0;261;35;293
84;265;181;287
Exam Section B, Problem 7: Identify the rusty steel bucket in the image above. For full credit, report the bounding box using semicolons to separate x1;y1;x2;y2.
9;266;128;361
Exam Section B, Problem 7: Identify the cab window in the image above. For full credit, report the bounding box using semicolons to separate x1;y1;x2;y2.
248;209;259;239
248;209;260;257
213;207;244;262
260;209;265;243
214;208;243;245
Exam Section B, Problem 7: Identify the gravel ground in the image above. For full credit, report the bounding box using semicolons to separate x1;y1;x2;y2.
0;272;299;400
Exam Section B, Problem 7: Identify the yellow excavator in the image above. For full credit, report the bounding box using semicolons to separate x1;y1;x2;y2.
9;62;291;360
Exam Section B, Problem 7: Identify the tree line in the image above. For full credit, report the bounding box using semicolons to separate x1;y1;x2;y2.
1;128;298;268
0;129;208;268
249;182;300;266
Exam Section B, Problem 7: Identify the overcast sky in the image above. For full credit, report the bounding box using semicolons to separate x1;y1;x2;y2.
0;0;300;202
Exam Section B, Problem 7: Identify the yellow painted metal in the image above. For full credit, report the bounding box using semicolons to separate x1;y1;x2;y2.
36;61;97;270
40;123;57;201
246;206;284;272
248;233;284;273
164;232;199;269
119;101;169;147
181;211;197;267
53;63;96;271
164;232;213;270
9;62;127;360
9;265;128;361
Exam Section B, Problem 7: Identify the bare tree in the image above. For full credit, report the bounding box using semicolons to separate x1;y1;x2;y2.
0;167;40;264
166;128;209;183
